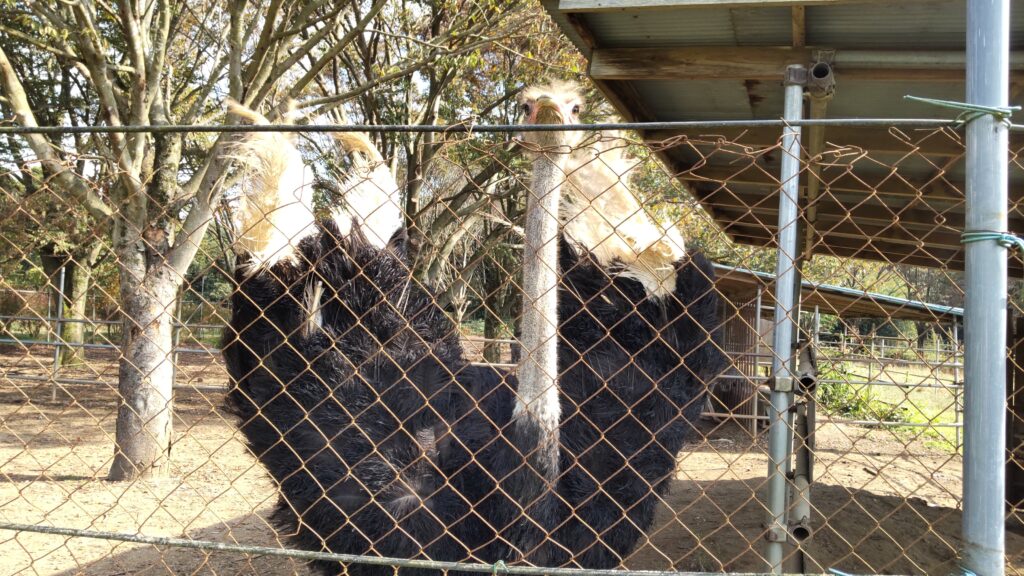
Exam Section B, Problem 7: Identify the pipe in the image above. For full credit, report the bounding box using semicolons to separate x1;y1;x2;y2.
789;342;818;543
765;64;805;574
830;49;1024;69
962;1;1010;574
807;62;835;100
804;62;832;263
789;467;812;541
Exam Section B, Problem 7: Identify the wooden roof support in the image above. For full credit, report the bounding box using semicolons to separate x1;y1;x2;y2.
791;6;806;48
719;215;965;250
679;165;967;203
559;0;922;12
590;47;1024;81
644;126;972;157
709;203;970;238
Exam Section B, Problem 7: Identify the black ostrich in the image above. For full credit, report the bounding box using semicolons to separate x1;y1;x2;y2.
222;89;726;576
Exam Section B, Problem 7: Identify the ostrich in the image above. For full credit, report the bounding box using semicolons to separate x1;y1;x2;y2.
517;81;725;568
222;89;726;575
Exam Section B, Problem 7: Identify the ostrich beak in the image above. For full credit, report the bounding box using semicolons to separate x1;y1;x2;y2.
532;96;566;125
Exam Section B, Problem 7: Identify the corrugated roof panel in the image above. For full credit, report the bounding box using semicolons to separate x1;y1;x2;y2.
806;2;969;49
580;7;791;48
624;77;968;121
630;79;759;119
826;80;965;118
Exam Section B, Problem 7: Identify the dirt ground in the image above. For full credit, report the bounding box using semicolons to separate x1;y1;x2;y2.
2;345;1023;575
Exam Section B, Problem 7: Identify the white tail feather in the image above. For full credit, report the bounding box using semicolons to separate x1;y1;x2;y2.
330;133;403;249
562;139;686;297
227;101;316;273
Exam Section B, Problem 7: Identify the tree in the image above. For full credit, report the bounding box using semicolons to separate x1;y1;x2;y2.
0;0;533;480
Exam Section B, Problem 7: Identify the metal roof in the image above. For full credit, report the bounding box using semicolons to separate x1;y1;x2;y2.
713;263;963;322
542;0;1024;271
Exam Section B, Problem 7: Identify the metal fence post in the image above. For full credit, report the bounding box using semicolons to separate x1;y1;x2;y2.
765;63;805;573
963;0;1010;573
954;321;963;451
752;286;764;435
50;265;66;401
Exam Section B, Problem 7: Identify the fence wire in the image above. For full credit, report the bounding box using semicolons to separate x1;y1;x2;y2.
0;115;1016;576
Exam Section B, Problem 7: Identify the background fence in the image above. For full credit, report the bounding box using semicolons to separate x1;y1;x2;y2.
1;116;1013;576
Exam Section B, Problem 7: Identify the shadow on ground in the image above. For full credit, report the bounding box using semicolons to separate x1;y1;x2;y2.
44;478;1022;576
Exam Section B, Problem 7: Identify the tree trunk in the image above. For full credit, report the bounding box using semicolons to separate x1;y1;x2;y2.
39;248;90;366
59;259;91;366
107;252;179;480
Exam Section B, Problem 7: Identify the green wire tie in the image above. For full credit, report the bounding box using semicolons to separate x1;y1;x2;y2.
961;230;1024;252
492;560;508;575
904;95;1021;125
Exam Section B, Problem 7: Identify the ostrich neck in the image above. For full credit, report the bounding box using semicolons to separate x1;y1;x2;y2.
515;151;568;441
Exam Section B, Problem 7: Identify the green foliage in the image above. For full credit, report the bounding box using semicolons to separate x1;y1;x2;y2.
817;363;908;423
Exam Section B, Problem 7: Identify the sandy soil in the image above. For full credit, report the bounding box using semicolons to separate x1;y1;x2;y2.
1;346;1022;575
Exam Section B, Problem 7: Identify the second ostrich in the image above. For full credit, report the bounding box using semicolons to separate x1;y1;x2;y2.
223;87;726;575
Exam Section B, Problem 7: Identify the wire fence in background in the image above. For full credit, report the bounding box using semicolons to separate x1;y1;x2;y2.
0;119;1014;576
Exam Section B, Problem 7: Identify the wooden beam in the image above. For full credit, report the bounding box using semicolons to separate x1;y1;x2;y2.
708;202;969;237
590;47;1024;81
791;6;806;48
559;0;910;13
591;47;811;80
719;214;965;250
680;164;966;203
644;126;970;157
817;242;963;270
731;228;964;269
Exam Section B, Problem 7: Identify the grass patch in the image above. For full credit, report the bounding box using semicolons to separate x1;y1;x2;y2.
816;359;961;452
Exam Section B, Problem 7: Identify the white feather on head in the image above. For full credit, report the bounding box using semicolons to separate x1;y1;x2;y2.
329;133;403;249
226;100;316;274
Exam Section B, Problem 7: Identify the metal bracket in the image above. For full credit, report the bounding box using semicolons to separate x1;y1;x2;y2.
771;375;795;393
795;341;819;393
784;65;807;87
813;49;836;66
764;523;789;543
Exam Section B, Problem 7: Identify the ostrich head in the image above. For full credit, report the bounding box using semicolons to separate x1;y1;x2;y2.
518;80;585;151
519;81;687;298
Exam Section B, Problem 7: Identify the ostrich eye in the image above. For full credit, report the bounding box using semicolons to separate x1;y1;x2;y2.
521;103;531;115
572;104;581;115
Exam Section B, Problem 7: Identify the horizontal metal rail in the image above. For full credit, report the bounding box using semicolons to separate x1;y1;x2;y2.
0;315;122;325
0;117;995;136
831;418;962;429
820;355;963;369
700;411;962;429
817;378;962;390
2;373;228;394
0;522;821;576
0;315;222;330
0;337;214;354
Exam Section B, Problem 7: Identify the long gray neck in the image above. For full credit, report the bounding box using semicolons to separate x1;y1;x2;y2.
515;151;567;448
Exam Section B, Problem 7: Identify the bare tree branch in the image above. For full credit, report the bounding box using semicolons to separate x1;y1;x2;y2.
281;0;388;101
0;46;112;221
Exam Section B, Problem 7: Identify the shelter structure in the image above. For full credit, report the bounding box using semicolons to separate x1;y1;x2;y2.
713;263;962;432
540;0;1021;572
542;0;1024;270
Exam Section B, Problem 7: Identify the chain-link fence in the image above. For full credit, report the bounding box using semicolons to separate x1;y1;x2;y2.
0;109;1019;576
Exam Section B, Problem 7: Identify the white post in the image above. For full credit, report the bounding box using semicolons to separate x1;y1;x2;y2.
50;266;66;401
962;0;1010;573
765;64;804;573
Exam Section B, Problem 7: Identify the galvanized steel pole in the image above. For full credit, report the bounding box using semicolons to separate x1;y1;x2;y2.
963;0;1010;574
765;64;805;573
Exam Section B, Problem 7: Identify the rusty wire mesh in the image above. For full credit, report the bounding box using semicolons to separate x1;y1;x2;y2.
0;123;1017;575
